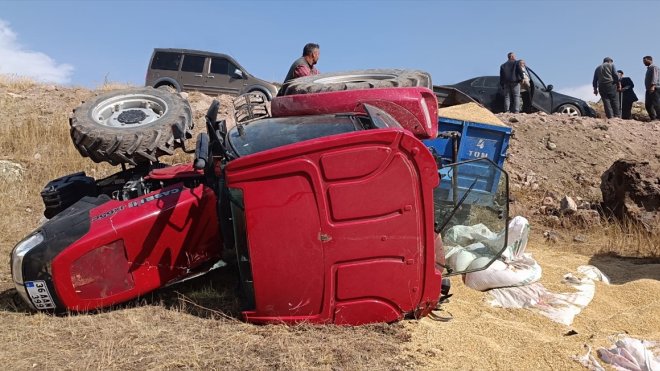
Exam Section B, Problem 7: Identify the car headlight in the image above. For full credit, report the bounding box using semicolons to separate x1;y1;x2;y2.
11;232;44;285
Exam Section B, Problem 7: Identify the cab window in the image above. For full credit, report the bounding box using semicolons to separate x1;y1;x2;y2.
181;55;206;73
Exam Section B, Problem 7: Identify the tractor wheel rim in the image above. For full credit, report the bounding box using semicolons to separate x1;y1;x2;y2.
91;94;168;128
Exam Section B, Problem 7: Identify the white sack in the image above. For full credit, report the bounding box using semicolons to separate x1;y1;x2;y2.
488;265;609;326
597;336;660;371
573;345;606;371
464;254;542;291
442;216;532;276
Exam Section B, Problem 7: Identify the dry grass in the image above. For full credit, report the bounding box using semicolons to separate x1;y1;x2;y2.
568;217;660;259
0;268;413;370
0;76;658;370
512;186;660;259
0;74;39;91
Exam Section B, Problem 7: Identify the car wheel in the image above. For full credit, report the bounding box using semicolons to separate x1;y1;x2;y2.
278;69;432;96
70;87;193;165
556;104;581;117
233;92;270;124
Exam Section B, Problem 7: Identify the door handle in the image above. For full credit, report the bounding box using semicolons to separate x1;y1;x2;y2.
195;74;203;77
207;75;215;78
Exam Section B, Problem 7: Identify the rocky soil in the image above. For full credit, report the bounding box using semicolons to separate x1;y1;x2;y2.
500;111;660;231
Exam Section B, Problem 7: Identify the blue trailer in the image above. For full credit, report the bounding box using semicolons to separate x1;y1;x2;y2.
423;114;512;207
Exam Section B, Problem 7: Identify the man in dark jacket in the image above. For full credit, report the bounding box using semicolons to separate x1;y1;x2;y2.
617;70;638;120
499;52;523;113
283;43;320;84
592;57;621;118
643;55;660;121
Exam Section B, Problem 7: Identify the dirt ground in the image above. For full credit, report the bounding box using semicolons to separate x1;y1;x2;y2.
0;78;658;370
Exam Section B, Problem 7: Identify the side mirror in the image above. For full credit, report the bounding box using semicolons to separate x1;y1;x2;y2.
234;69;244;79
546;84;554;92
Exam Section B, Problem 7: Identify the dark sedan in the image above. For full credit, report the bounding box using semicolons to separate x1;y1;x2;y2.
442;67;596;117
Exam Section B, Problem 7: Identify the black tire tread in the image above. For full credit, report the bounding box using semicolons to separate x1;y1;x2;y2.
279;69;432;96
69;87;192;165
233;92;271;124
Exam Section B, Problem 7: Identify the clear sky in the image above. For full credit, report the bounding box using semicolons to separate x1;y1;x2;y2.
1;0;657;102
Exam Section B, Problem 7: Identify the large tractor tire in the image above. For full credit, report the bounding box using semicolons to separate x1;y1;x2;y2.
278;69;432;96
70;87;193;166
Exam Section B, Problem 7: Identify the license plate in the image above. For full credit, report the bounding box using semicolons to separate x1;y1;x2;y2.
25;280;56;310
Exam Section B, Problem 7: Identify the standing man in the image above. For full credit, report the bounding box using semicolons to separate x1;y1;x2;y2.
283;43;320;84
617;70;638;120
593;57;621;119
499;52;523;113
643;56;660;121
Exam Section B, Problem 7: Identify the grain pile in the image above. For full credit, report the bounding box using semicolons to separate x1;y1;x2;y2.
438;102;507;127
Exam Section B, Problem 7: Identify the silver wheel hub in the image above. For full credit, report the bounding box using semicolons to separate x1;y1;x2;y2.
560;106;579;116
91;93;168;128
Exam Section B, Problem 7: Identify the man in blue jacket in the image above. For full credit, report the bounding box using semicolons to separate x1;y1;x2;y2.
593;57;621;118
499;52;523;113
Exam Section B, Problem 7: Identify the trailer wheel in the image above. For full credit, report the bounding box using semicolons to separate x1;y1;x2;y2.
278;69;432;96
70;87;193;165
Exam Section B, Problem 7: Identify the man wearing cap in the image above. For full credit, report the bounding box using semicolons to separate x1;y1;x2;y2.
593;57;621;118
617;70;638;120
643;56;660;121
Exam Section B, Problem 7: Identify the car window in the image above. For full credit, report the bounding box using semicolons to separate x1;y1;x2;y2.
181;55;206;73
470;78;485;87
484;77;500;88
210;58;229;75
527;68;546;90
227;61;240;76
151;52;182;71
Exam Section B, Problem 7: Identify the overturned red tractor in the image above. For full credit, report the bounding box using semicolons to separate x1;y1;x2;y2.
11;70;510;325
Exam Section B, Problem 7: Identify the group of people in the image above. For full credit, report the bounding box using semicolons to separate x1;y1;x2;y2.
500;51;660;121
288;45;660;122
592;56;660;120
499;52;532;113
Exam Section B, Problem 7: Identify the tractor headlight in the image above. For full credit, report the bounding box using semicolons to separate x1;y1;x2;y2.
11;232;44;285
